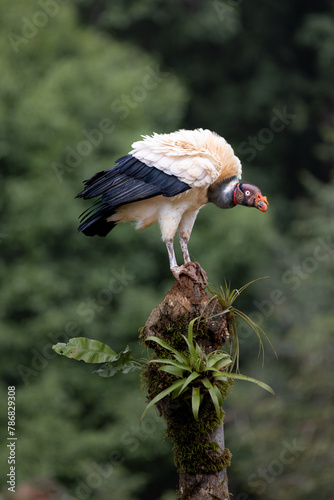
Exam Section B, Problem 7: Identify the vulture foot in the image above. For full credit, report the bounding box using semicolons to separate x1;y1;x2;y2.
171;262;208;283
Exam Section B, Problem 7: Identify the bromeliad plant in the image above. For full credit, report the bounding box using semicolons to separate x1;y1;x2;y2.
207;278;277;372
53;278;276;423
141;316;275;422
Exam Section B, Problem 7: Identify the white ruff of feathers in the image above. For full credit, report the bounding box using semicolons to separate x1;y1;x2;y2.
130;128;242;188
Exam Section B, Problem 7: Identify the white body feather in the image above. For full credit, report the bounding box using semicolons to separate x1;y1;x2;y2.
130;128;242;187
109;188;207;242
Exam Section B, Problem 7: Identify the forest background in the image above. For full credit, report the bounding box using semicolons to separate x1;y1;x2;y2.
0;1;333;499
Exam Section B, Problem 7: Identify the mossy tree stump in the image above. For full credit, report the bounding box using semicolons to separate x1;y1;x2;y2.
140;262;232;500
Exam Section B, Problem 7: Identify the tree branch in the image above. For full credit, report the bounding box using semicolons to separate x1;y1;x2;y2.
141;262;231;500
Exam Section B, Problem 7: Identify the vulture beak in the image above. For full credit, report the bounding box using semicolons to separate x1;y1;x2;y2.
255;193;269;213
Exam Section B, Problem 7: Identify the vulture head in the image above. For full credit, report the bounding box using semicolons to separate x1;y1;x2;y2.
233;183;269;213
208;176;269;213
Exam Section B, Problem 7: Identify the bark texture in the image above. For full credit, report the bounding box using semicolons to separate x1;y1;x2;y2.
178;424;229;500
140;262;231;500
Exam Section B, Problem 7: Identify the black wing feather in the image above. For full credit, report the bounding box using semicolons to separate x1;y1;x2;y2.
77;154;190;237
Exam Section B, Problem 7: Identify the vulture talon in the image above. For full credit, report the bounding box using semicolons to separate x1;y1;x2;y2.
171;265;197;282
76;129;269;273
171;264;208;284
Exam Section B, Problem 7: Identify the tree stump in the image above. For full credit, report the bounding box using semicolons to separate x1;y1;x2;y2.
140;262;232;500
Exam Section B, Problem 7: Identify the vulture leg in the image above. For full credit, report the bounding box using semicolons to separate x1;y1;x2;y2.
178;209;199;264
161;209;204;282
179;236;191;264
175;209;208;282
166;239;196;281
166;239;178;270
160;210;183;277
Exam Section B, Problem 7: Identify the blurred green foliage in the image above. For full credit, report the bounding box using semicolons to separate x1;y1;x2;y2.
0;0;333;499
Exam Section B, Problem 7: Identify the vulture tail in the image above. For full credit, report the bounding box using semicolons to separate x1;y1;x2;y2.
77;202;117;237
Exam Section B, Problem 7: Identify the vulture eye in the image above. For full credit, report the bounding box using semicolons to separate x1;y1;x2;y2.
245;190;251;196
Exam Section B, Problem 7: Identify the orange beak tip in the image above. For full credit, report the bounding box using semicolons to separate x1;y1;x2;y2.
255;193;269;213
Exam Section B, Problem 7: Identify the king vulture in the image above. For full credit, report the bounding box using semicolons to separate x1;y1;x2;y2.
77;129;268;279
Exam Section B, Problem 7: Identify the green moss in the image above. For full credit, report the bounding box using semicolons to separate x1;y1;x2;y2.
141;362;167;403
164;316;190;350
164;395;232;473
216;379;234;400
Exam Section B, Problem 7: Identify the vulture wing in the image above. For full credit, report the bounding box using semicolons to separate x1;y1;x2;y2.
77;129;242;237
76;155;190;236
130;128;242;188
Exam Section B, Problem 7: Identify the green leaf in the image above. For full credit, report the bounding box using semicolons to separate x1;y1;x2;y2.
213;357;233;371
183;317;200;365
205;307;231;321
205;367;222;375
172;385;184;399
192;386;201;420
187;317;198;345
146;336;188;364
235;276;269;299
159;365;185;378
182;334;199;366
53;337;117;364
195;342;203;358
206;353;225;368
148;358;192;373
207;353;232;369
140;379;185;422
179;371;200;395
219;372;275;396
213;384;224;407
195;354;205;373
202;378;221;419
94;346;143;377
236;309;277;360
212;374;228;382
